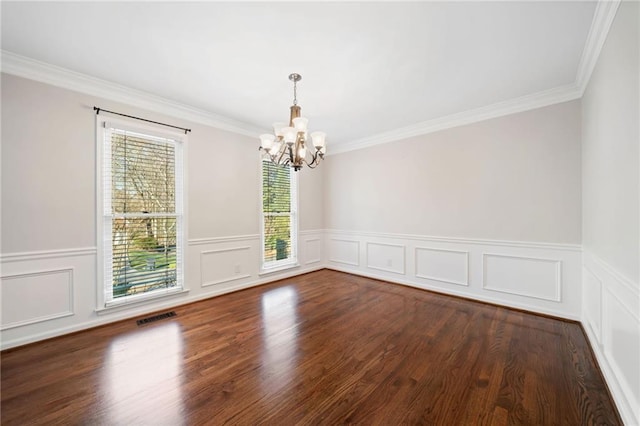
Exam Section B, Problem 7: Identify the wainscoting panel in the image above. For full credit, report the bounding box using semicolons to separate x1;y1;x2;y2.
1;268;74;330
304;238;322;265
582;251;640;426
326;229;581;320
200;246;252;287
605;292;640;410
415;247;468;286
583;267;602;343
0;230;325;350
366;242;405;275
0;249;95;348
328;239;360;266
483;254;561;302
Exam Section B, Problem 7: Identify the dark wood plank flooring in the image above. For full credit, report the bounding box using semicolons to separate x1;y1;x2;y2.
1;269;621;425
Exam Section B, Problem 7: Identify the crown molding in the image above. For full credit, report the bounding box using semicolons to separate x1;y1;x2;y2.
0;50;262;138
1;0;621;154
329;83;581;155
575;0;621;95
328;0;621;156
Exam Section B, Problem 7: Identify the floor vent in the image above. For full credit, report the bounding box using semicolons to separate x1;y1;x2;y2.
136;311;176;326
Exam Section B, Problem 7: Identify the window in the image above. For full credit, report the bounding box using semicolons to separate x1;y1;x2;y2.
98;120;185;306
261;160;297;270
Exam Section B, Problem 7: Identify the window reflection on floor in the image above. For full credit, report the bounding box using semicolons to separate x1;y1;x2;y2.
102;322;185;425
261;286;299;391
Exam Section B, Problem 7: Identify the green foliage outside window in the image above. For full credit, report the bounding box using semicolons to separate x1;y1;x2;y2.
110;132;178;297
262;162;293;263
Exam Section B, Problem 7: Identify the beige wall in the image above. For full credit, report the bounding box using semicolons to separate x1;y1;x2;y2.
298;165;324;231
582;1;639;282
324;100;582;244
1;74;97;252
0;73;324;254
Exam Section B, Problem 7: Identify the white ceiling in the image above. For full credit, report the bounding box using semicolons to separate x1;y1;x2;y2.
1;2;596;148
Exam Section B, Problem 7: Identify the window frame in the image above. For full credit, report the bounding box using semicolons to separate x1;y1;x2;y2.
96;115;188;310
259;158;299;274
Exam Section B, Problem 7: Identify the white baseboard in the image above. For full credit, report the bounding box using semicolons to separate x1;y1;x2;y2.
1;263;324;350
0;230;326;350
326;265;580;321
325;230;582;320
2;230;635;426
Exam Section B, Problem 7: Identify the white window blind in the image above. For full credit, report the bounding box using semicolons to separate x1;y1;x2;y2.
102;125;184;304
261;161;297;268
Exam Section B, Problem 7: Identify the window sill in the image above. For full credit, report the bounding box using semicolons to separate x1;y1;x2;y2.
259;262;300;276
95;288;190;316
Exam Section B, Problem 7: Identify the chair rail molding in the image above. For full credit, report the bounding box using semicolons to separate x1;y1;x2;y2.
325;229;582;320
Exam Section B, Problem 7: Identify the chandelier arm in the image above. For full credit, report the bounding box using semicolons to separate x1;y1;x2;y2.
308;149;322;165
289;145;295;164
302;157;319;169
260;73;325;171
275;145;288;164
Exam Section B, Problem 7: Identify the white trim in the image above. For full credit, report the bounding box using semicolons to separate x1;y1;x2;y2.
482;253;562;302
329;85;581;155
0;50;261;138
0;247;97;262
95;289;190;315
326;0;621;155
2;264;324;350
365;242;406;275
586;252;640;299
584;249;640;426
202;274;252;287
326;265;580;322
605;280;640;324
575;0;622;94
259;160;299;271
582;318;638;426
200;246;252;287
326;229;581;252
414;247;470;287
328;238;360;266
96;115;187;308
304;238;322;265
0;0;619;159
96;115;107;308
0;268;75;330
259;262;301;276
582;266;603;343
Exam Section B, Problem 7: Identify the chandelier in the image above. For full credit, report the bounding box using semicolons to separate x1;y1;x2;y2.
259;73;326;171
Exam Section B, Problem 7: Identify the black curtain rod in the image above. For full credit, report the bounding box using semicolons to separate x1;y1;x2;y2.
94;107;191;134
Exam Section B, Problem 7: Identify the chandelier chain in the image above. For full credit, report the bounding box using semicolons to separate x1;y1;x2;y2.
293;79;298;106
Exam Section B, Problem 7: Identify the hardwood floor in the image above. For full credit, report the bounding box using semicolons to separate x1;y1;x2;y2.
1;269;621;425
